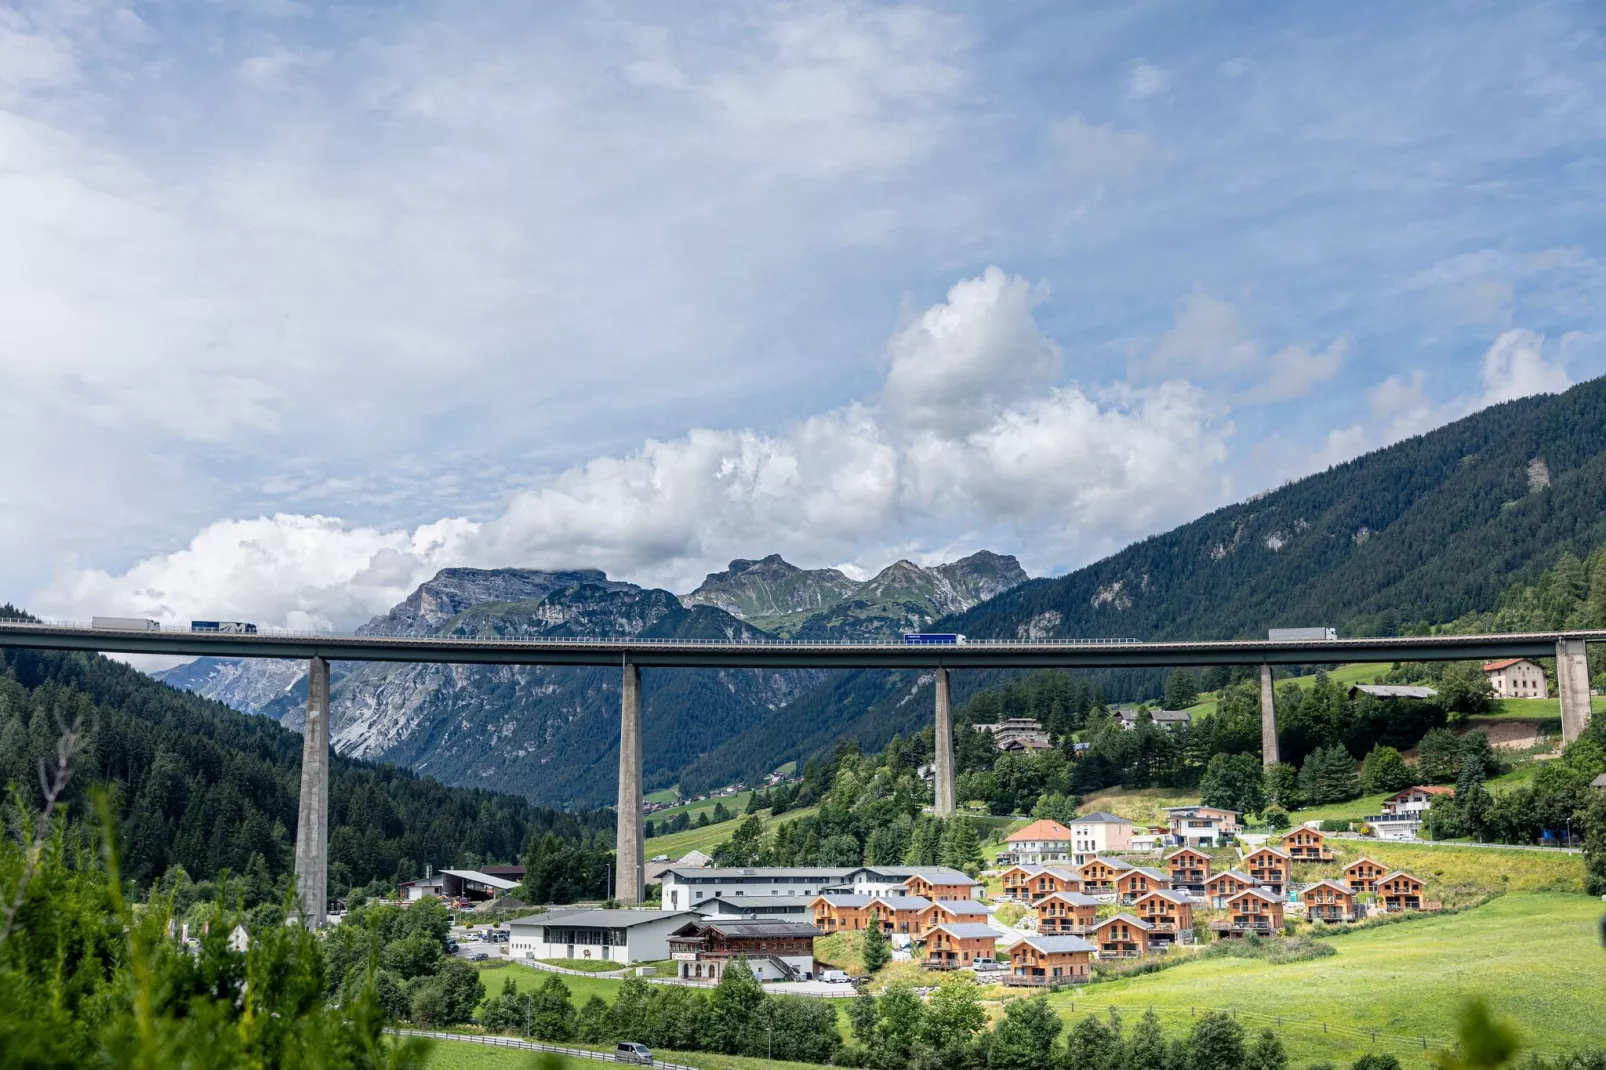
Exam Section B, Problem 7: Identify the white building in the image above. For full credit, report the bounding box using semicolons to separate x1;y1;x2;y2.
973;718;1053;751
400;868;522;903
1162;806;1241;848
1367;786;1454;841
661;867;855;912
845;866;982;899
1005;819;1075;864
1482;658;1548;699
692;896;818;922
1116;709;1193;731
507;909;698;964
1069;813;1136;865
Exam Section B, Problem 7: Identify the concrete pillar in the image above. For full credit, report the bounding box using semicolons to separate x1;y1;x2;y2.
293;656;330;929
1556;639;1593;744
1259;663;1280;768
616;661;644;905
933;668;956;818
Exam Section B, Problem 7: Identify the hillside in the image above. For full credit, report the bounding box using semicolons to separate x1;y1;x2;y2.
684;378;1606;787
0;638;609;893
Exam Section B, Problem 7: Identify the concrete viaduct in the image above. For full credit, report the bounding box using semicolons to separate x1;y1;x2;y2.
0;621;1597;924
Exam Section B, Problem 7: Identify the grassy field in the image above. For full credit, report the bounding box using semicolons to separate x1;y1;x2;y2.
1041;893;1605;1067
645;786;681;805
1326;839;1584;896
648;791;755;825
535;959;628;973
1075;787;1202;826
419;1036;834;1070
646;805;820;858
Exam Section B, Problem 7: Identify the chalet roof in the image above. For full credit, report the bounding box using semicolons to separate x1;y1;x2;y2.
1302;880;1353;895
1071;812;1136;826
872;896;936;911
851;865;979;885
1001;864;1046;876
1037;891;1101;906
1095;912;1154;931
1123;866;1170;881
1134;889;1191;906
664;866;855;880
1164;847;1211;860
929;923;1000;941
1379;870;1423;885
1343;857;1383;871
1081;856;1135;873
928;899;992;917
673;919;822;939
1039;867;1081;881
1007;819;1076;842
1019;934;1098;954
1243;845;1290;860
1225;887;1281;905
1209;869;1259;885
1387;785;1454;801
1163;805;1241;818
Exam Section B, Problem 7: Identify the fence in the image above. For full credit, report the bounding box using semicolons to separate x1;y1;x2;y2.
391;1029;703;1070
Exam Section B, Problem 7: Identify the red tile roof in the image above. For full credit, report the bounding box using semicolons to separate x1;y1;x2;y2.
1481;658;1525;672
1006;819;1075;843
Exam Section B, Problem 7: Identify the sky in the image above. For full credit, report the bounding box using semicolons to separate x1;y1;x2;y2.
4;0;1605;634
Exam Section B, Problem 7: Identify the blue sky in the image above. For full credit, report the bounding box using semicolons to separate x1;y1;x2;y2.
4;0;1604;632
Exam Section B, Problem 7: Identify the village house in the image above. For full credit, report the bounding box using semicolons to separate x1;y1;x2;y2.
1368;786;1454;841
1091;913;1153;958
973;718;1053;752
1301;880;1363;923
1482;658;1549;699
1240;845;1290;895
661;867;856;911
845;866;981;901
1280;826;1334;862
1163;806;1242;847
1034;891;1100;935
1114;866;1172;904
1007;934;1096;986
1077;856;1134;893
1005;820;1076;866
1212;888;1285;938
996;864;1078;902
923;923;999;970
667;919;821;982
810;895;931;934
1206;870;1260;909
508;909;699;964
1378;871;1427;912
1132;889;1194;947
1164;847;1212;892
1343;857;1387;894
1117;708;1194;731
1070;813;1137;865
896;870;982;903
920;898;993;933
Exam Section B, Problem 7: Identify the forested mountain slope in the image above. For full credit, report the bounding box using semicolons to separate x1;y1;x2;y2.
0;633;610;892
683;378;1606;790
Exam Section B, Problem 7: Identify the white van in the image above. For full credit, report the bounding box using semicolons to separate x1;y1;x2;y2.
615;1043;653;1065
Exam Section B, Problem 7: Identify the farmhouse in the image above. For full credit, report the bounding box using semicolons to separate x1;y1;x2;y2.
1280;826;1334;862
1078;856;1134;893
1005;819;1076;865
1164;847;1212;892
1163;806;1242;847
1301;880;1363;923
1205;869;1260;908
508;909;698;964
1343;857;1387;894
923;923;999;970
1378;871;1427;912
1482;658;1548;699
1035;891;1100;935
1091;913;1153;958
666;919;820;981
1070;813;1137;865
1212;888;1284;938
1132;889;1194;947
1001;865;1081;902
1240;845;1290;895
1007;934;1096;986
1114;866;1172;904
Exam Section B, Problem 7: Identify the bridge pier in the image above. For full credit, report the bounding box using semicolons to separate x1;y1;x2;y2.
933;668;955;817
1556;639;1592;743
1260;664;1279;768
616;661;644;905
293;656;330;928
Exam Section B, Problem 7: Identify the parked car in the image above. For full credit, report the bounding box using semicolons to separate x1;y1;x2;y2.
820;970;852;984
615;1042;653;1065
470;952;489;962
446;941;458;954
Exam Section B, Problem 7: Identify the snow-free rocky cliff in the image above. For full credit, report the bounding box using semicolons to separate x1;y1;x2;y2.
155;552;1026;808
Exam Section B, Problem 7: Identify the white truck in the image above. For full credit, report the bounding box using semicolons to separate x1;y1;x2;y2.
1267;627;1337;641
91;617;161;631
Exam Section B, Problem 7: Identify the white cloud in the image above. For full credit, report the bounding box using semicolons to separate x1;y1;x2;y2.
36;268;1232;629
1126;61;1171;99
1476;328;1572;405
1136;293;1344;403
1045;114;1162;185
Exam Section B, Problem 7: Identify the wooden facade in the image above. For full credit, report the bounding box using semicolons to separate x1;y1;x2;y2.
1114;866;1171;904
1035;891;1099;935
1301;880;1362;922
1378;871;1425;912
1007;934;1094;986
1240;846;1290;894
1343;857;1387;894
1133;890;1194;946
1002;865;1081;902
1205;870;1258;908
904;874;976;903
923;924;998;970
1078;857;1131;893
1091;913;1153;958
1212;888;1284;938
1280;826;1334;862
1164;847;1212;890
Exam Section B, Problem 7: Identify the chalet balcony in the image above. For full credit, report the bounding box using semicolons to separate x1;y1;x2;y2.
1003;971;1088;988
1209;920;1273;935
1098;945;1142;959
1306;907;1361;923
1287;848;1335;862
1038;921;1093;935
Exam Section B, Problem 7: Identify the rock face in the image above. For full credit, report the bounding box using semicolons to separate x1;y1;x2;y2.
154;551;1027;807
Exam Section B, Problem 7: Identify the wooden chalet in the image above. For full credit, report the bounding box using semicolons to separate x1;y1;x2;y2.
1211;887;1284;938
1006;933;1096;986
1205;869;1259;908
667;919;819;982
1280;826;1334;862
903;872;978;903
1240;845;1290;894
1343;857;1387;894
923;923;998;970
1091;913;1153;958
1300;879;1362;923
1114;866;1172;904
919;898;993;933
1164;847;1212;891
1378;871;1426;912
1132;889;1194;947
1001;865;1082;903
1034;891;1099;935
1077;856;1133;893
999;865;1040;902
811;894;931;934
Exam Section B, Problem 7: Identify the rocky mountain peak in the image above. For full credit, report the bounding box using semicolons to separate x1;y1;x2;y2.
681;555;860;627
357;567;634;637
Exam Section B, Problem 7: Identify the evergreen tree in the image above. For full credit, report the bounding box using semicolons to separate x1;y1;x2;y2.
985;996;1061;1070
1359;745;1414;794
1125;1009;1168;1070
1187;1012;1247;1070
1064;1012;1119;1070
1246;1028;1288;1070
1298;745;1360;804
848;990;880;1047
939;816;984;874
1418;729;1463;783
1200;753;1267;815
861;909;891;973
904;816;944;866
872;983;926;1067
1164;669;1200;711
921;973;986;1052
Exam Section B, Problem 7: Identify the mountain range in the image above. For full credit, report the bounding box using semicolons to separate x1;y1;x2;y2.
156;551;1027;808
156;377;1606;808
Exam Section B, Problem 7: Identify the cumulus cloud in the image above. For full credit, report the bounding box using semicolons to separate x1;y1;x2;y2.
36;268;1232;630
